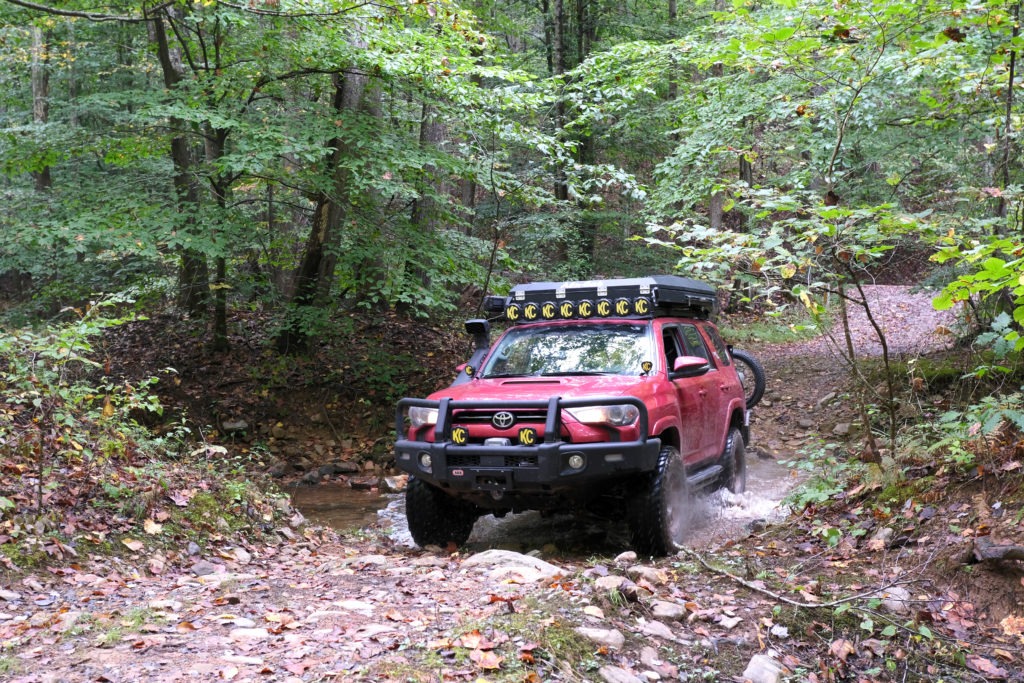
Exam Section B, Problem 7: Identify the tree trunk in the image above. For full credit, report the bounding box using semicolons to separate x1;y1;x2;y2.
553;0;569;202
405;102;448;292
30;26;52;192
148;6;209;317
276;69;367;354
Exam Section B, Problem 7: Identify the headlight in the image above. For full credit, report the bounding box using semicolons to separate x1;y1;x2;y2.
566;404;640;426
408;406;439;428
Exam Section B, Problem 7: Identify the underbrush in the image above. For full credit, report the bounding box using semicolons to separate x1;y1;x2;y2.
0;301;292;573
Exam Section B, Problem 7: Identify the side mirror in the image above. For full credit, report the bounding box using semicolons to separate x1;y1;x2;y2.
672;355;711;378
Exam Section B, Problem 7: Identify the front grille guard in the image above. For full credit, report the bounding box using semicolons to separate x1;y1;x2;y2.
395;395;650;445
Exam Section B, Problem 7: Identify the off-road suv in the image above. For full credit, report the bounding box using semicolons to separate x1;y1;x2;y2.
394;276;750;556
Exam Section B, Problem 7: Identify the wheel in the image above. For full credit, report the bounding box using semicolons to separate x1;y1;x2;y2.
720;427;747;494
628;446;693;557
731;349;766;409
405;478;478;548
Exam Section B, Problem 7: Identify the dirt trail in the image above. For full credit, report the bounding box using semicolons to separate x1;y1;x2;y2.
7;286;1018;683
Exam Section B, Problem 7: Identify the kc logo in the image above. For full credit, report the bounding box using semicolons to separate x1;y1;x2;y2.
451;427;468;445
518;428;537;445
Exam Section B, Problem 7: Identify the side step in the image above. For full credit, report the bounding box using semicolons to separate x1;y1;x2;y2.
686;464;723;491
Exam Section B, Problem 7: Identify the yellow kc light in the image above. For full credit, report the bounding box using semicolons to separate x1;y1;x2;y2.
633;297;651;315
577;300;594;318
614;298;631;316
541;302;557;319
518;427;538;445
596;299;612;317
506;303;522;321
523;302;539;320
559;301;575;318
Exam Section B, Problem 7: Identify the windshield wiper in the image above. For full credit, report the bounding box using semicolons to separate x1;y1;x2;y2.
482;372;537;379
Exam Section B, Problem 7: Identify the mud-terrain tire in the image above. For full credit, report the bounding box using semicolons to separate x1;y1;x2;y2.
720;427;747;494
405;478;478;547
628;446;693;557
731;349;766;409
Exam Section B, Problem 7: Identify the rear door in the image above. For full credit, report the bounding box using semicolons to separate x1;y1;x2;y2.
662;323;718;463
676;323;727;460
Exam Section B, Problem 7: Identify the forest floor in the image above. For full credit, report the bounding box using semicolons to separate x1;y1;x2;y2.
3;286;1024;682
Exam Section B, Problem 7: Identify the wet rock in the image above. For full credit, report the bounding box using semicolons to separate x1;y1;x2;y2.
301;470;322;485
267;461;288;478
0;589;21;602
291;455;313;471
462;550;564;583
575;626;625;651
743;654;784;683
380;475;408;493
651;600;686;621
333;459;360;474
270;422;287;439
598;665;644;683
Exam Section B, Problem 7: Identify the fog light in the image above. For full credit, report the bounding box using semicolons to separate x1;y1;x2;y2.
568;454;585;470
418;452;433;472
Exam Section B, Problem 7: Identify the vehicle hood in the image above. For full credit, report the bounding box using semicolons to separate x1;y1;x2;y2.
428;375;653;403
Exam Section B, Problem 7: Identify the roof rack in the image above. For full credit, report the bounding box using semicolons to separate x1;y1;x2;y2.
484;275;718;323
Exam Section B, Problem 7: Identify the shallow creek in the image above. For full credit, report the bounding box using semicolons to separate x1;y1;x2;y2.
289;454;802;554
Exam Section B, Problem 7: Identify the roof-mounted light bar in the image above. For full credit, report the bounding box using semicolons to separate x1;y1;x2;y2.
488;276;718;324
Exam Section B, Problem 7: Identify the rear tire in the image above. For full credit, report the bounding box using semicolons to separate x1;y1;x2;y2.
731;349;766;409
405;478;478;548
628;446;692;557
720;427;747;494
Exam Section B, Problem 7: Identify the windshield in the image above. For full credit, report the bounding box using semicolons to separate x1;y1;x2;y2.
480;323;653;378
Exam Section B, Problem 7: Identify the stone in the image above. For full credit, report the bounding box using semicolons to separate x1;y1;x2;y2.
832;423;852;436
638;618;676;641
817;392;837;407
598;665;644;683
267;461;288;478
797;419;815;429
575;627;625;651
301;470;321;485
614;551;638;564
874;585;913;615
719;615;743;630
0;589;21;602
380;475;409;493
640;646;679;678
742;654;785;683
650;601;686;621
191;560;222;577
229;627;270;641
626;565;668;585
333;460;360;474
462;550;564;583
187;541;201;556
271;423;287;439
594;575;627;592
221;419;248;433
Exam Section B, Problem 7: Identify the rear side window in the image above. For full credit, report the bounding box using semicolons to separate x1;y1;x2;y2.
678;325;712;364
701;324;731;365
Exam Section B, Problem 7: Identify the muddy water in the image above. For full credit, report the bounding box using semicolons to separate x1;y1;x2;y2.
291;455;802;553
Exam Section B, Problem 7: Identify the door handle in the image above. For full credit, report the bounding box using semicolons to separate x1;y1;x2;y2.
698;389;707;398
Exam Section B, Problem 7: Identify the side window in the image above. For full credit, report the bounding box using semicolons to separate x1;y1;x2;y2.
701;323;731;365
679;325;712;364
662;326;683;370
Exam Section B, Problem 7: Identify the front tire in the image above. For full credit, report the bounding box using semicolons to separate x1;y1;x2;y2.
628;446;692;557
720;427;747;494
405;478;478;548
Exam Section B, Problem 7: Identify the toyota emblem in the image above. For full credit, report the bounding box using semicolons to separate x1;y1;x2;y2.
492;411;515;429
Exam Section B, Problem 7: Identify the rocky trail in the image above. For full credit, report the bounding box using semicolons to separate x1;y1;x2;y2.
3;286;1024;683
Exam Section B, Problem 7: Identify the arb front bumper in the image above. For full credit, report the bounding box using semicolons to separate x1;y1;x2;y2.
394;396;662;507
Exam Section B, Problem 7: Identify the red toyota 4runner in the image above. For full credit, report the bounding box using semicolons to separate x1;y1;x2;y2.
394;276;750;556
